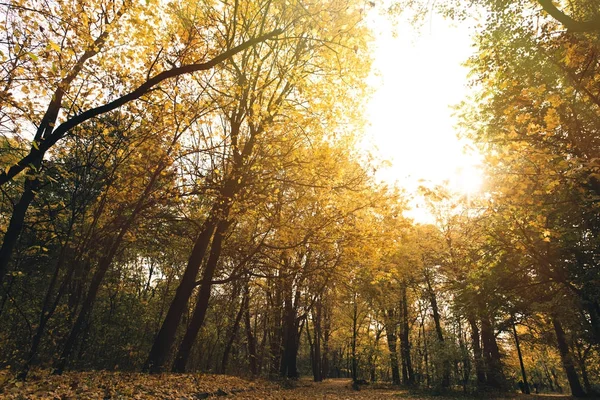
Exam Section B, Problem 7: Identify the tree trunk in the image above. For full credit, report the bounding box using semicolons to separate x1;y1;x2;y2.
54;161;164;374
52;253;112;374
0;173;39;284
351;294;358;383
399;283;415;385
171;219;229;373
386;309;401;385
144;215;217;373
322;303;331;379
312;298;323;381
18;248;77;380
468;315;486;388
552;317;585;397
220;290;247;374
244;287;258;376
512;321;530;394
279;281;299;379
425;274;450;388
481;316;505;390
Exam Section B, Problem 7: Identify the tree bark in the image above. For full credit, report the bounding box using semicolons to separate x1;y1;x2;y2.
0;172;39;284
171;219;229;373
322;302;331;379
481;316;505;390
144;215;217;373
399;283;415;385
220;289;247;374
244;286;258;376
425;273;450;388
351;294;358;383
552;317;586;397
386;309;401;385
312;297;323;381
512;321;530;394
468;315;486;389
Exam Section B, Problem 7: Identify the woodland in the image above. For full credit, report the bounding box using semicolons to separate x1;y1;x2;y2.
0;0;599;398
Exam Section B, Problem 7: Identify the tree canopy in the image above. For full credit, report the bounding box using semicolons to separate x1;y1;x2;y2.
0;0;598;398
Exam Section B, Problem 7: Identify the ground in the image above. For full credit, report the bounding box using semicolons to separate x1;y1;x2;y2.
0;372;578;399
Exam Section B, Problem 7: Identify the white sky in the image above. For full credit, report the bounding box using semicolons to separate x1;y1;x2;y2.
364;10;482;221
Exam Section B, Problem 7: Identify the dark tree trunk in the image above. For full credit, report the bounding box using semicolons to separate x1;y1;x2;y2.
481;316;505;390
351;294;358;383
399;283;415;385
552;317;586;397
244;287;258;376
18;247;77;380
312;297;323;382
457;318;470;393
171;219;229;373
268;283;282;377
512;321;530;394
53;254;112;374
144;216;217;373
386;309;401;385
279;280;300;379
0;174;39;284
468;315;486;388
54;162;164;375
220;289;247;374
322;303;331;379
425;274;450;388
574;343;595;395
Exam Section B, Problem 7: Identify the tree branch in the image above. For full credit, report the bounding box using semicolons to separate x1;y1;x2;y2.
537;0;600;32
0;28;283;186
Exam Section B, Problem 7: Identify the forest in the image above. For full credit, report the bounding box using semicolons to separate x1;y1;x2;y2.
0;0;599;398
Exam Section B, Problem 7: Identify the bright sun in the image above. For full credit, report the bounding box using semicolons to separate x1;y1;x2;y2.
453;165;483;195
363;7;482;220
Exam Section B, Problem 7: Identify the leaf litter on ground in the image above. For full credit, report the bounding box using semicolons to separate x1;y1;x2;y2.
0;371;579;399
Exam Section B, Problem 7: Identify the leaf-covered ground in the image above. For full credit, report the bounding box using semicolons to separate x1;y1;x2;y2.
0;372;577;399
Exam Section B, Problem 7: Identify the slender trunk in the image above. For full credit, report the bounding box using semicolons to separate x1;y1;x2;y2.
18;245;76;379
55;162;164;375
144;216;217;373
468;315;486;388
220;290;247;374
481;316;505;389
257;309;267;375
312;298;323;381
457;318;470;393
542;361;555;392
171;219;229;373
279;283;299;378
425;274;449;388
53;254;111;374
385;309;401;385
512;321;530;394
322;303;330;379
0;173;39;283
399;283;414;385
574;344;594;395
268;283;282;377
552;317;585;397
244;288;257;376
351;294;358;383
306;318;315;379
370;327;381;382
423;320;430;387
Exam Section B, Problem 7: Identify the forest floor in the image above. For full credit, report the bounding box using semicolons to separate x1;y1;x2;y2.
0;371;577;399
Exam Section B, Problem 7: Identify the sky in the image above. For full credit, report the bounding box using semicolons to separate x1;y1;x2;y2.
364;9;482;221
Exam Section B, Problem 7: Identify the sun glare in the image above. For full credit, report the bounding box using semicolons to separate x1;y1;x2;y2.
453;165;483;195
364;8;480;221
